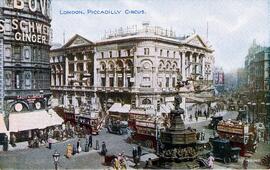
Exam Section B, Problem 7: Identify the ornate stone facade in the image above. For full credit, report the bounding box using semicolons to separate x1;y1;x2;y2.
50;24;214;116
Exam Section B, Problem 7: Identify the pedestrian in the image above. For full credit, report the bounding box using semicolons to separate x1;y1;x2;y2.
203;111;207;120
88;134;92;148
243;158;248;169
195;111;198;122
77;139;81;153
201;129;205;141
132;147;138;167
48;137;52;149
66;143;73;159
137;145;142;157
96;140;100;150
101;141;107;156
10;133;16;147
189;114;193;122
85;138;89;152
208;153;215;169
113;158;120;170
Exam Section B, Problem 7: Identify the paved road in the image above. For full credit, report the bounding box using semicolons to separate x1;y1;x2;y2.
0;110;241;169
0;129;143;169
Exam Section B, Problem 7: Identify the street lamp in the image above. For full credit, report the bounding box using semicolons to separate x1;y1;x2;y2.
52;150;60;170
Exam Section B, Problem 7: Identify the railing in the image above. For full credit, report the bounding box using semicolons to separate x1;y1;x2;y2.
51;86;95;91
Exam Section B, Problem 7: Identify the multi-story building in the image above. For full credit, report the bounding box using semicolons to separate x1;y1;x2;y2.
236;68;247;91
244;41;270;133
213;67;224;94
0;0;63;139
50;23;215;118
50;35;96;111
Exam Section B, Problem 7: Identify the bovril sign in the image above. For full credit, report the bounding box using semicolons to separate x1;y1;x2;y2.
0;0;51;45
13;0;51;17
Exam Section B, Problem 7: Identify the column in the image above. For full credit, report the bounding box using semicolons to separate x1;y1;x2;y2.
202;54;205;78
64;93;68;106
106;72;109;87
65;57;69;86
83;53;87;71
51;74;55;86
189;52;193;77
61;74;64;86
56;74;59;86
123;69;126;87
153;59;158;90
182;52;186;81
114;69;117;87
195;53;199;75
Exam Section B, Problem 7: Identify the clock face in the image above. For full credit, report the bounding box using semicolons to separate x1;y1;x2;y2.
35;102;41;110
15;103;23;112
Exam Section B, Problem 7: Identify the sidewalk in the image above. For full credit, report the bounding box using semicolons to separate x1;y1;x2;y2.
0;138;58;153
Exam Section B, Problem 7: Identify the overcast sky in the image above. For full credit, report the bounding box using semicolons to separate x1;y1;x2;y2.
51;0;269;73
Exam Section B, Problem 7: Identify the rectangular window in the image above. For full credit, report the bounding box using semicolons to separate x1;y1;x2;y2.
118;77;123;87
127;49;130;56
160;49;163;56
101;77;106;87
127;77;132;87
143;77;150;81
144;48;149;55
109;51;112;58
13;46;21;60
172;77;176;87
101;52;104;58
109;77;114;87
166;77;169;87
118;50;121;57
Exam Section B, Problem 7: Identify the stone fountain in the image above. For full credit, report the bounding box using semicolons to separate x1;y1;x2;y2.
161;94;197;147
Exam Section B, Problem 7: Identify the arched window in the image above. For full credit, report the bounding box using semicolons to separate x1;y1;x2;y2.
142;98;151;105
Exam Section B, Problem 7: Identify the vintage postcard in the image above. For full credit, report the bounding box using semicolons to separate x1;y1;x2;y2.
0;0;269;169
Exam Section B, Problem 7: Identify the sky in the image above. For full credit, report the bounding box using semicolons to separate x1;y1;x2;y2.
51;0;269;73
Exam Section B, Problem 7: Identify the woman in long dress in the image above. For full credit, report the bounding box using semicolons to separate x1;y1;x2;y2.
66;144;73;159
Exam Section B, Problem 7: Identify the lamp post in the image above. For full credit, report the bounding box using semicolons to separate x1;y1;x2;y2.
52;150;60;170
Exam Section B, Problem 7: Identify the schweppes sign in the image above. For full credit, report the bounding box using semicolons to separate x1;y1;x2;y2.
0;0;51;45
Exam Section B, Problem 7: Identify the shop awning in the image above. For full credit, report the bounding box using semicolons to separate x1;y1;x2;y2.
9;109;64;132
0;114;8;134
160;104;170;114
118;104;131;113
108;103;122;113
